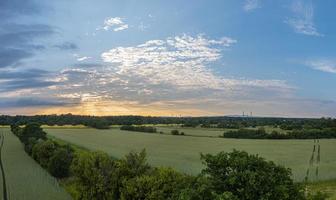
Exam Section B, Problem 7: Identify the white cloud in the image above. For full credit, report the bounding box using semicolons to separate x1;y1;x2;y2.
306;60;336;74
101;34;239;89
3;34;297;116
99;17;129;32
243;0;261;11
286;0;322;36
77;56;91;61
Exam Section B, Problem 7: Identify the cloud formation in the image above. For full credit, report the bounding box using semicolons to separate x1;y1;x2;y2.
99;17;129;32
306;60;336;74
243;0;261;11
54;42;78;50
286;0;322;36
0;24;55;68
44;34;292;112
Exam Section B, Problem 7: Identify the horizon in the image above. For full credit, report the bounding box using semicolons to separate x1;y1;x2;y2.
1;0;336;118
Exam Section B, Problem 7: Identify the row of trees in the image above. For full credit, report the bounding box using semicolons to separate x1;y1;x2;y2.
223;128;336;139
120;125;157;133
10;123;326;200
11;124;73;178
2;114;336;129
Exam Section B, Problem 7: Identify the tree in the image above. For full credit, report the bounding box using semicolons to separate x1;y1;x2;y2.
32;140;57;168
48;146;74;178
119;149;151;178
201;150;305;200
20;123;46;144
121;167;190;200
70;151;117;200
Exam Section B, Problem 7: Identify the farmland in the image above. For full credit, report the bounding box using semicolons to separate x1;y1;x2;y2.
0;128;71;200
46;127;336;182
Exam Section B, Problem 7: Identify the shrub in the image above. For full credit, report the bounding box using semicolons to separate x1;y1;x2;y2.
20;123;47;144
48;146;74;178
171;130;179;135
201;150;305;200
32;140;57;168
71;152;117;200
121;167;190;200
120;125;157;133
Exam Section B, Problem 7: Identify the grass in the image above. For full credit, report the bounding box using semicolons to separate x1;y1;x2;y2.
307;179;336;200
45;127;336;182
0;128;71;200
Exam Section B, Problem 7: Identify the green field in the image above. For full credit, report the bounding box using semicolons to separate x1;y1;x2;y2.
0;128;71;200
46;127;336;181
307;179;336;200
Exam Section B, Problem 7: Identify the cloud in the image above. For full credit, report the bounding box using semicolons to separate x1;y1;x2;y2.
285;0;322;36
0;23;55;68
305;60;336;74
101;34;288;91
0;98;69;108
42;34;291;110
53;42;78;50
243;0;261;11
98;17;129;32
0;68;58;92
77;56;91;61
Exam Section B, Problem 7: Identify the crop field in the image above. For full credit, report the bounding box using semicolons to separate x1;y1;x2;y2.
155;125;286;137
46;127;336;182
0;128;71;200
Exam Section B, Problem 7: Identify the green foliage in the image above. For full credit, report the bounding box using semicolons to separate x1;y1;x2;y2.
223;128;336;139
32;140;57;168
85;119;110;129
306;191;329;200
24;137;38;155
121;167;190;200
70;151;117;200
120;125;157;133
171;129;186;136
119;149;151;178
171;129;179;135
201;150;305;200
48;147;73;178
20;123;47;144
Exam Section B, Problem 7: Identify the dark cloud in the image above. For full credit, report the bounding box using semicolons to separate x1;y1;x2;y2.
0;98;69;108
0;24;55;68
54;42;78;50
0;68;58;92
0;68;50;79
0;48;32;68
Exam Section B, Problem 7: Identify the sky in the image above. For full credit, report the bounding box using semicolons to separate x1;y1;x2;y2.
0;0;335;117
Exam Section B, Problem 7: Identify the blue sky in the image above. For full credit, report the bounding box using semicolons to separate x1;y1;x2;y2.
0;0;335;117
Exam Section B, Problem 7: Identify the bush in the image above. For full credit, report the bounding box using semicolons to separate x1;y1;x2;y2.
171;129;179;135
71;152;117;200
48;146;74;178
32;140;57;168
120;125;157;133
20;123;47;144
201;150;305;200
121;167;190;200
24;137;38;155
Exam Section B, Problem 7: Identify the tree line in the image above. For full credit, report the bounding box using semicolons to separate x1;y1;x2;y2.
9;123;327;200
2;114;336;130
223;128;336;139
120;125;157;133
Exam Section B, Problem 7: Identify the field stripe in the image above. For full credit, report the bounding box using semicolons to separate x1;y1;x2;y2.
0;133;8;200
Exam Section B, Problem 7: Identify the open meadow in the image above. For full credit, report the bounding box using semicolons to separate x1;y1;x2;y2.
46;127;336;182
0;128;71;200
